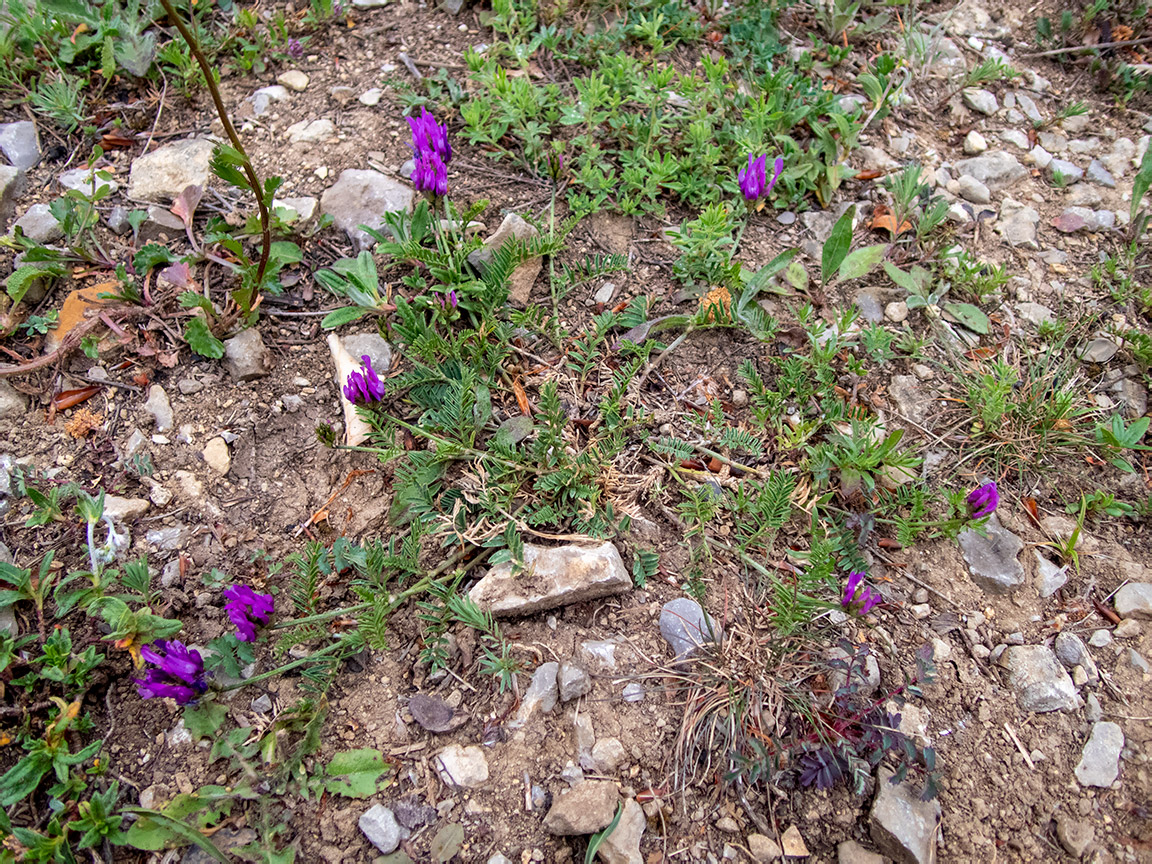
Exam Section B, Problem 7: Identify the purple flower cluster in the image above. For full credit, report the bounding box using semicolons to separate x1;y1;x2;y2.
841;571;881;615
136;640;208;705
286;38;304;59
343;355;386;405
224;585;275;642
738;153;784;202
967;481;999;519
437;290;458;311
408;107;452;197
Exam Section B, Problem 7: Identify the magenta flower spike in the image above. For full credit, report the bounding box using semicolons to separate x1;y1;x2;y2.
967;481;999;519
413;151;448;197
408;107;452;164
136;640;208;704
738;153;784;202
841;571;881;615
223;585;275;642
343;355;386;405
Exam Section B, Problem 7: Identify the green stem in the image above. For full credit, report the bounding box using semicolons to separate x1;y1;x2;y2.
220;638;349;691
157;0;271;298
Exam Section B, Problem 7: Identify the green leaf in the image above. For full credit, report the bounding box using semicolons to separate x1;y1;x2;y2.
785;259;809;293
7;263;65;306
321;306;375;330
134;244;177;273
821;206;855;285
323;748;390;798
183;702;229;742
179;291;213;313
745;248;799;296
0;751;52;806
184;318;225;359
882;261;918;294
943;302;990;335
123;808;230;860
585;802;624;864
837;243;887;282
1131;144;1152;224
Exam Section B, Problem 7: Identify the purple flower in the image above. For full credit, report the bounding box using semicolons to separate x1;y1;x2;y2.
223;585;275;643
737;153;784;201
408;107;452;164
967;481;999;519
412;150;448;197
343;355;386;405
437;290;458;310
286;38;303;59
136;640;208;705
841;571;881;615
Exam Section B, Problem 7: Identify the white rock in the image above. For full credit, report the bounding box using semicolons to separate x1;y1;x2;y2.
962;88;998;115
277;69;310;91
998;645;1078;712
286;119;337;144
1074;722;1123;787
1114;582;1152;619
963;130;988;154
203;437;231;475
127;138;214;203
469;542;631;617
359;88;384;106
434;744;489;788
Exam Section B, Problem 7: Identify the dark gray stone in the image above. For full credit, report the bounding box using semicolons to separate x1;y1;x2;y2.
660;597;721;660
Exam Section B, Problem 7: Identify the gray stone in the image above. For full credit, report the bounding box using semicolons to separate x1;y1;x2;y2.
282;394;302;413
857;146;899;173
1048;158;1083;184
469;541;631;617
954;151;1027;192
1112;379;1147;420
359;88;384;106
1000;129;1030;149
573;710;595;770
622;682;644;702
869;767;941;864
1027;145;1052;170
106;205;131;235
0;121;39;170
434;744;489;788
1115;619;1142;638
468;213;541;307
963;130;987;155
277;69;309;91
597;797;644;864
660;597;721;660
957;175;990;204
1015;92;1043;124
1102;137;1136;177
59;167;119;196
0;165;25;232
1128;649;1149;673
577;639;619;673
996;197;1040;249
272;196;318;223
957;515;1024;594
591;737;626;773
962;88;998;115
1075;721;1123;787
102;495;149;522
998;645;1079;712
341;332;393;374
12;203;62;243
885;300;908;322
1056;815;1094;858
138;205;184;243
542;780;617;835
329;86;356;106
0;380;27;418
749;834;784;862
1015;302;1054;327
1088;630;1112;648
1114;583;1152;619
127;139;214;203
854;288;886;322
838;839;886;864
889;374;932;426
1086;693;1103;722
286;118;337;144
250;694;272;714
511;661;559;726
558;661;591;702
320;168;414;251
1034;550;1068;599
359;804;407;854
399;158;416;179
143;384;174;432
178;378;203;395
1079;338;1119;363
1066;184;1103;207
223;328;271;381
593;281;616;305
1055;632;1098;682
1086;159;1116;188
248;84;288;116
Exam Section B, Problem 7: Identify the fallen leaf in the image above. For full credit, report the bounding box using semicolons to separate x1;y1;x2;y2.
171;184;203;229
870;203;913;236
45;287;113;355
99;132;137;149
52;385;102;410
856;169;884;181
512;378;532;417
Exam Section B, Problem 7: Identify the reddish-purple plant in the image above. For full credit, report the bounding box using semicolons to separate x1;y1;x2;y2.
738;153;784;201
136;640;208;704
413;150;448;197
841;571;881;615
223;585;275;642
966;481;999;519
407;106;452;164
343;355;386;404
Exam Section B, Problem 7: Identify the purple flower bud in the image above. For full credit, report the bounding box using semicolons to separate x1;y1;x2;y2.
223;585;275;643
136;639;208;705
967;481;999;519
408;107;452;165
286;38;303;59
738;153;784;201
343;355;386;405
412;150;448;197
448;290;458;309
841;571;881;615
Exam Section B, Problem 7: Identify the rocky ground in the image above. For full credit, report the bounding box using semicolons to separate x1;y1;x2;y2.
0;0;1151;862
